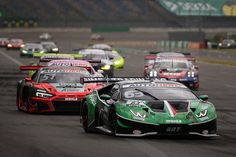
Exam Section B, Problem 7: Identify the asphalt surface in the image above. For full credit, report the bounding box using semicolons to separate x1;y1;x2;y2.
0;32;236;157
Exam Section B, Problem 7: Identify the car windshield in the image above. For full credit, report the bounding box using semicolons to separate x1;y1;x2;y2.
105;51;118;59
24;44;43;49
121;87;197;100
153;60;189;70
38;71;91;83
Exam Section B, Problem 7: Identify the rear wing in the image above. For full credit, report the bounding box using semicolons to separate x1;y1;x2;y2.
81;77;146;84
149;51;161;54
33;53;83;59
19;65;43;71
86;59;102;64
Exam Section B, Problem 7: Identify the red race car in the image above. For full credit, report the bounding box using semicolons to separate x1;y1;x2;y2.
17;66;103;113
144;51;197;77
0;38;9;47
7;38;24;49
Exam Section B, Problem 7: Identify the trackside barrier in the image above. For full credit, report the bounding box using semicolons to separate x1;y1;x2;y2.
157;41;189;49
157;41;205;49
3;19;38;28
91;26;130;32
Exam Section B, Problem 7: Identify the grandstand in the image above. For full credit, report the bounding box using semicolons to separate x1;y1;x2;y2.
0;0;236;28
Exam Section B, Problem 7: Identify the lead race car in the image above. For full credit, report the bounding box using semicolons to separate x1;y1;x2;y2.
81;77;217;137
17;66;103;113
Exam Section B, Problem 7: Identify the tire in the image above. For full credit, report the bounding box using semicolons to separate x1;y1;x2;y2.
110;107;118;135
81;102;90;133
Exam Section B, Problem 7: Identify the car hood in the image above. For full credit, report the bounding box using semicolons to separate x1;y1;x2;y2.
115;99;216;125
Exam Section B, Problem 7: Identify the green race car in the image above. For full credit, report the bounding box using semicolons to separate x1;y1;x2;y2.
81;78;217;137
20;43;45;57
88;44;125;69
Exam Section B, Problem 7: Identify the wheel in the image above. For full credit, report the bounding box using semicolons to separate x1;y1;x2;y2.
81;102;90;133
110;107;118;135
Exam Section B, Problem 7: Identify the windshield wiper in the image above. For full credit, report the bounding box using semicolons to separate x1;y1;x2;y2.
135;88;159;100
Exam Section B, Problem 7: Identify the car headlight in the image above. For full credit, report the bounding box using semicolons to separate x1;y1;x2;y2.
20;44;25;48
39;50;45;53
227;43;231;47
52;48;59;52
22;50;27;54
218;43;222;46
187;71;195;77
101;64;111;70
196;109;208;118
8;44;12;47
35;89;53;98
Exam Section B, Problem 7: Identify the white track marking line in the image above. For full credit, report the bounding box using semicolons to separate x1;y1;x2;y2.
224;84;236;89
0;50;24;66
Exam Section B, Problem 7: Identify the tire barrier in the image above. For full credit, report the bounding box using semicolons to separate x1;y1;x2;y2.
157;41;205;49
3;19;38;28
91;26;130;32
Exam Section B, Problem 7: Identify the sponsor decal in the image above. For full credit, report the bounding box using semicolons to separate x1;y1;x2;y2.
126;100;146;106
166;119;182;123
122;83;186;88
41;69;86;73
130;110;146;121
65;97;78;101
166;127;181;132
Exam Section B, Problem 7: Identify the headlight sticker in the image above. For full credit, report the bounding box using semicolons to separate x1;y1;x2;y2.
196;109;208;118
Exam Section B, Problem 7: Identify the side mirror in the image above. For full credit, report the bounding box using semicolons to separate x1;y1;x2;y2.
194;65;199;70
199;95;208;101
25;78;32;82
100;94;111;100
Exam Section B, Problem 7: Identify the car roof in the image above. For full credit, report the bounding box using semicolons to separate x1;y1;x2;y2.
39;66;90;73
90;44;112;50
157;52;185;57
79;49;106;54
25;43;42;47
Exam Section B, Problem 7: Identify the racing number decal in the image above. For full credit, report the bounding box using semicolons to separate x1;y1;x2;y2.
124;91;144;99
41;73;56;81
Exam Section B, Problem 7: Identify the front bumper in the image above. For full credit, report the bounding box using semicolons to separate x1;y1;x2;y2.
28;96;86;113
116;115;217;137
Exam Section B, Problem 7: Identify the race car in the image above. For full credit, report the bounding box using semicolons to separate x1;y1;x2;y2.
23;53;77;78
88;44;125;69
7;38;24;49
218;39;236;48
17;66;103;113
81;77;217;137
39;33;52;41
78;49;114;77
41;41;59;53
47;60;104;77
144;51;196;77
0;38;9;47
20;43;45;57
147;58;199;90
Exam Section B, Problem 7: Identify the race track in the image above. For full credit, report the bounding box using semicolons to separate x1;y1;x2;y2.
0;32;236;157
